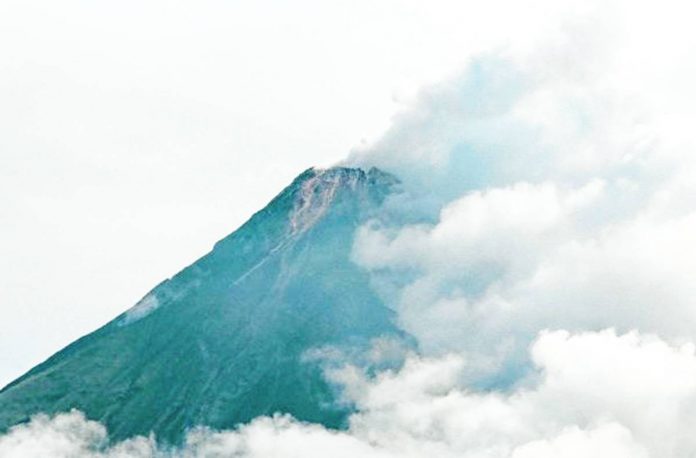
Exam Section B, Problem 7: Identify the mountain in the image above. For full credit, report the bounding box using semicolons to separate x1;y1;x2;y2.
0;167;405;444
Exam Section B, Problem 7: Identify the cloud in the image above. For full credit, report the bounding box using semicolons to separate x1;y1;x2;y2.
352;179;696;382
0;410;156;458
4;329;696;457
335;329;696;457
346;0;696;387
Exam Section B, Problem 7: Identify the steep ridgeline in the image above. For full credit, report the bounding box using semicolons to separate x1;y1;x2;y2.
0;167;404;444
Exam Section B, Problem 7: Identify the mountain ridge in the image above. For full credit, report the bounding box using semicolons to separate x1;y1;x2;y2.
0;166;405;444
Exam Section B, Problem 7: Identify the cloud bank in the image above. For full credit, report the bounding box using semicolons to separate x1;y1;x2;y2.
3;330;696;457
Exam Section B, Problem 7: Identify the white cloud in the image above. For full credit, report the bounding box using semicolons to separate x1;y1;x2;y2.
345;0;696;385
355;181;602;276
0;410;156;458
4;329;696;457
509;424;648;458
342;2;696;450
353;180;696;374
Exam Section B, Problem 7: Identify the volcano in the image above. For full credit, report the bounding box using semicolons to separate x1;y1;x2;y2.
0;167;404;444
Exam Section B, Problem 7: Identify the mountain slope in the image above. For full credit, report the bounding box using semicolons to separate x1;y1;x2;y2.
0;167;403;444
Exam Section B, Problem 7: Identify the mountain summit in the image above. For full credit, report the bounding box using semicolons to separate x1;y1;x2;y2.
0;167;403;444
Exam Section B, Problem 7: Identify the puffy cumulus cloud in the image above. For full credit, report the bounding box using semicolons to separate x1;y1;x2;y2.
5;330;696;457
355;180;603;280
509;424;647;458
353;179;696;381
347;0;696;385
0;410;156;457
333;330;696;457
